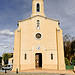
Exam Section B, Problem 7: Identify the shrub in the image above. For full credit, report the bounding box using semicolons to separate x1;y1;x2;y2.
71;56;75;65
0;57;2;64
65;58;70;65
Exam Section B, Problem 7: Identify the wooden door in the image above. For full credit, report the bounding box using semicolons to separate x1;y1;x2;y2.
35;54;39;68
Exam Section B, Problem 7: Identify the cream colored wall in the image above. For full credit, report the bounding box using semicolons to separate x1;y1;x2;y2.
13;16;65;71
13;0;65;72
2;59;4;66
20;44;57;70
19;16;58;50
18;16;58;70
13;28;21;71
56;28;66;70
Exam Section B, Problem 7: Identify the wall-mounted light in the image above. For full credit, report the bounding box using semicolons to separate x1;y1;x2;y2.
17;23;19;26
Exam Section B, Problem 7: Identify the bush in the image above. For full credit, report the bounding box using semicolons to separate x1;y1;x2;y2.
71;56;75;65
0;57;2;64
66;65;74;70
65;58;70;65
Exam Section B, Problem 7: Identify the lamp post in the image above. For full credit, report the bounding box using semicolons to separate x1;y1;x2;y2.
16;68;18;74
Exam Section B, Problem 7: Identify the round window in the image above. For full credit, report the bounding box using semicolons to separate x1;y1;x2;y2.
35;33;42;39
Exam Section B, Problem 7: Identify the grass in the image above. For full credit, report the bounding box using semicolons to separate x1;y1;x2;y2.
66;65;74;70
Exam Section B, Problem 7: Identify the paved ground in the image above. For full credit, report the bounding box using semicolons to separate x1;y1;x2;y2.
0;72;74;75
0;69;75;75
19;69;75;75
0;70;10;72
0;70;4;72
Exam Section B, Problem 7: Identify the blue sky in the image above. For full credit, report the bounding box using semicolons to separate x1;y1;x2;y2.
0;0;75;56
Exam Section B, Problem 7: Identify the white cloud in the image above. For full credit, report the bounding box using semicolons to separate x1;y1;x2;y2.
0;44;14;49
0;29;14;36
0;43;14;57
0;29;14;56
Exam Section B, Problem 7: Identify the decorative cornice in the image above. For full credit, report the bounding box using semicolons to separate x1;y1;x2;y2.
18;15;59;22
45;49;57;51
21;49;57;51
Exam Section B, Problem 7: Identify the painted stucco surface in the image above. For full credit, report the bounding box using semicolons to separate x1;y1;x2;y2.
13;0;65;71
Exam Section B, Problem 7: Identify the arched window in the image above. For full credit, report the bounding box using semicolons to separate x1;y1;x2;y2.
25;54;27;60
51;54;53;60
36;3;40;12
36;20;40;30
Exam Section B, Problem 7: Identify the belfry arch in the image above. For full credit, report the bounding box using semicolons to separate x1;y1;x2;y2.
36;3;40;12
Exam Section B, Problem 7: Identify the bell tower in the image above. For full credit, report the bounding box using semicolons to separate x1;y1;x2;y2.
31;0;45;17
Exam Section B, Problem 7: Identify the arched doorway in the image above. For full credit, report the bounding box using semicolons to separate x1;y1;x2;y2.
35;53;42;68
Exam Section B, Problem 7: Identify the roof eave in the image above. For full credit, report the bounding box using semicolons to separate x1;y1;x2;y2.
18;15;59;22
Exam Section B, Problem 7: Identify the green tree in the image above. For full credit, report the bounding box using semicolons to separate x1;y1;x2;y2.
0;57;2;64
71;40;75;56
2;53;13;64
63;35;71;60
63;34;75;62
65;58;70;65
71;56;75;65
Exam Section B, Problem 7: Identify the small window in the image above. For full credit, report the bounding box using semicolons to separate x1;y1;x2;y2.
36;3;40;12
25;54;27;60
12;59;13;63
51;54;53;60
36;20;40;30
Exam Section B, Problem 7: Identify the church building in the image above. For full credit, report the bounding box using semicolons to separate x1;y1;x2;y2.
13;0;65;71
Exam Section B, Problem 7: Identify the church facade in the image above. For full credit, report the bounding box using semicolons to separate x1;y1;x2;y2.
13;0;65;71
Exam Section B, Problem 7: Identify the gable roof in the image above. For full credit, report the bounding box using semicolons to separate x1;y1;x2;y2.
18;15;59;23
